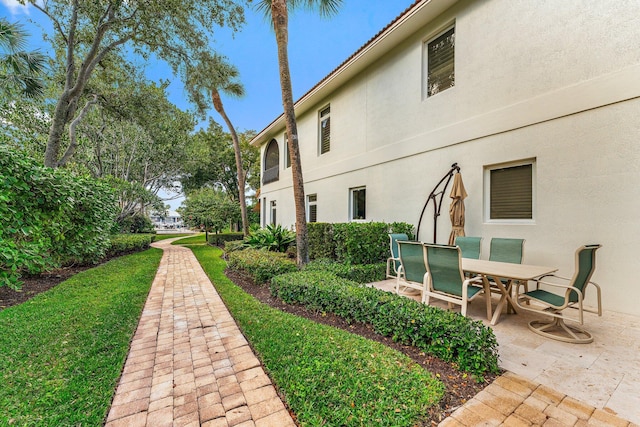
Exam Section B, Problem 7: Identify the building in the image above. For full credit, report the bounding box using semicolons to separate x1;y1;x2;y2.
149;210;183;229
251;0;640;316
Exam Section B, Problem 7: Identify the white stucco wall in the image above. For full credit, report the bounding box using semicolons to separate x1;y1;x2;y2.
258;0;640;315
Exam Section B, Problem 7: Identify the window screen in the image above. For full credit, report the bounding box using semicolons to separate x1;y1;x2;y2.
490;164;533;220
319;106;330;154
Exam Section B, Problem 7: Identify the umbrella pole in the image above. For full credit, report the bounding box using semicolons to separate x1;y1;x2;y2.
416;163;460;243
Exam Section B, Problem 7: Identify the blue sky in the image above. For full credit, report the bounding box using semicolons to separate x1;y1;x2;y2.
1;0;412;208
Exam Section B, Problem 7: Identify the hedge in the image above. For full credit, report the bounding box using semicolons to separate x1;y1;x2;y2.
207;232;244;246
270;270;500;379
107;234;156;257
226;248;298;284
304;259;386;284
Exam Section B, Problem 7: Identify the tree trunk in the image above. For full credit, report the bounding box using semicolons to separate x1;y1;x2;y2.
271;0;309;266
212;89;249;237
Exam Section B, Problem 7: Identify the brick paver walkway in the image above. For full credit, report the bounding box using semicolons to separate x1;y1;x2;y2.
105;239;295;427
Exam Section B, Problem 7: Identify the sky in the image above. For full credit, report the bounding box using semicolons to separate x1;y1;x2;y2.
1;0;414;209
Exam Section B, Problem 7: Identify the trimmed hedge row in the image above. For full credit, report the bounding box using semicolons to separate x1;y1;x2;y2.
107;234;156;257
304;259;386;284
270;270;500;379
308;222;414;264
208;232;244;246
226;248;298;284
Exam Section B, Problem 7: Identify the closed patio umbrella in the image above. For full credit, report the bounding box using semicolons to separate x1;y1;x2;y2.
448;172;467;245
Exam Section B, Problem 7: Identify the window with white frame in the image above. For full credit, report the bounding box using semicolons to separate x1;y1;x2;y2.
423;25;455;98
318;105;330;155
284;134;291;168
270;200;277;225
306;194;317;223
349;187;366;221
484;160;535;222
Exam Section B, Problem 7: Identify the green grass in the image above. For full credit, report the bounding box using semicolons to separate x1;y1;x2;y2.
171;233;207;245
190;245;445;426
0;248;163;426
154;232;195;241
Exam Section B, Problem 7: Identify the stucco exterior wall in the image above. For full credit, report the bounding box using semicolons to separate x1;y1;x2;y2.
258;0;640;315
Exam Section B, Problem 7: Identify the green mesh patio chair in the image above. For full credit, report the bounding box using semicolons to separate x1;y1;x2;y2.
386;233;409;279
454;236;482;259
514;244;602;344
488;238;526;300
395;240;428;302
423;244;492;319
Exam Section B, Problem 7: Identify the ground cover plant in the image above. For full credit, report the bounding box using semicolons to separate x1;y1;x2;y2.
190;244;445;426
0;248;162;426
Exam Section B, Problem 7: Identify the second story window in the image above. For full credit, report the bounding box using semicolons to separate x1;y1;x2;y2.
319;105;330;155
263;139;280;184
424;26;455;98
284;134;291;169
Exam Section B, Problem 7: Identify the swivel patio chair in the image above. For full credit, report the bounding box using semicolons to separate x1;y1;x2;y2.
386;233;409;279
514;244;602;344
395;240;428;302
454;236;482;259
423;244;492;319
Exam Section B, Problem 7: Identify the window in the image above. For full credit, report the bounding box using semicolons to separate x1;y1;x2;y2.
485;160;535;222
424;26;455;98
284;134;291;169
306;194;317;223
262;197;266;227
318;105;330;155
263;139;280;184
349;187;366;221
270;200;277;225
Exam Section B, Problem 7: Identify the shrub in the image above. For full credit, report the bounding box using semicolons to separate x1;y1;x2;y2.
305;259;386;284
208;232;244;246
227;248;298;284
307;222;335;260
0;146;117;288
270;270;500;379
243;224;295;253
223;240;245;253
117;213;154;234
107;234;155;257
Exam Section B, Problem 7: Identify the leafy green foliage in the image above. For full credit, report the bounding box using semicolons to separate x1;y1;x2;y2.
0;18;46;99
116;213;155;234
107;234;155;257
0;146;118;288
243;224;296;252
180;187;240;233
305;259;386;283
0;248;162;425
270;270;500;379
308;221;415;264
208;232;244;246
226;248;297;284
223;239;245;253
191;245;445;426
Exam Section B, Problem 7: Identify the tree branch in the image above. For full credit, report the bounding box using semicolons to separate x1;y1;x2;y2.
57;94;98;167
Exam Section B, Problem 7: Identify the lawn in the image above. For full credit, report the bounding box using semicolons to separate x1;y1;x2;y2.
189;244;446;426
0;248;162;426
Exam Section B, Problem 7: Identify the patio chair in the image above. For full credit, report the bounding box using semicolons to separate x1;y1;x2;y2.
386;233;409;279
423;244;492;319
487;238;526;300
395;240;428;302
514;244;602;344
454;236;482;259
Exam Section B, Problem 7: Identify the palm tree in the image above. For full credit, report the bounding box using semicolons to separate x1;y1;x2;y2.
256;0;342;267
0;18;46;99
185;53;250;237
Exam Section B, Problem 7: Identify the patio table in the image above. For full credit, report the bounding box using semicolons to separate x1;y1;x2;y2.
462;258;558;325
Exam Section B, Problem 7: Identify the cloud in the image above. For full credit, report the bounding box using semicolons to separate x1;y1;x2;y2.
1;0;31;16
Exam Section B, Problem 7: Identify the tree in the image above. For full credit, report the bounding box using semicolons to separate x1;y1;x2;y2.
0;18;46;99
179;188;240;241
256;0;342;266
21;0;245;167
185;53;250;237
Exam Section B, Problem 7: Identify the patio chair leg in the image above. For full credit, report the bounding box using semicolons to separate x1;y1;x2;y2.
528;317;594;344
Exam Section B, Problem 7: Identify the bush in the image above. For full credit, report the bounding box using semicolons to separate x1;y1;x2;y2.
117;213;154;234
107;234;155;257
270;270;499;379
0;146;117;288
243;224;296;253
227;248;298;284
207;232;244;246
223;240;245;253
307;221;415;264
305;259;386;284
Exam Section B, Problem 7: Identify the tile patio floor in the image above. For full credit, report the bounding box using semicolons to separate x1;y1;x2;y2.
371;279;640;426
105;237;639;426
